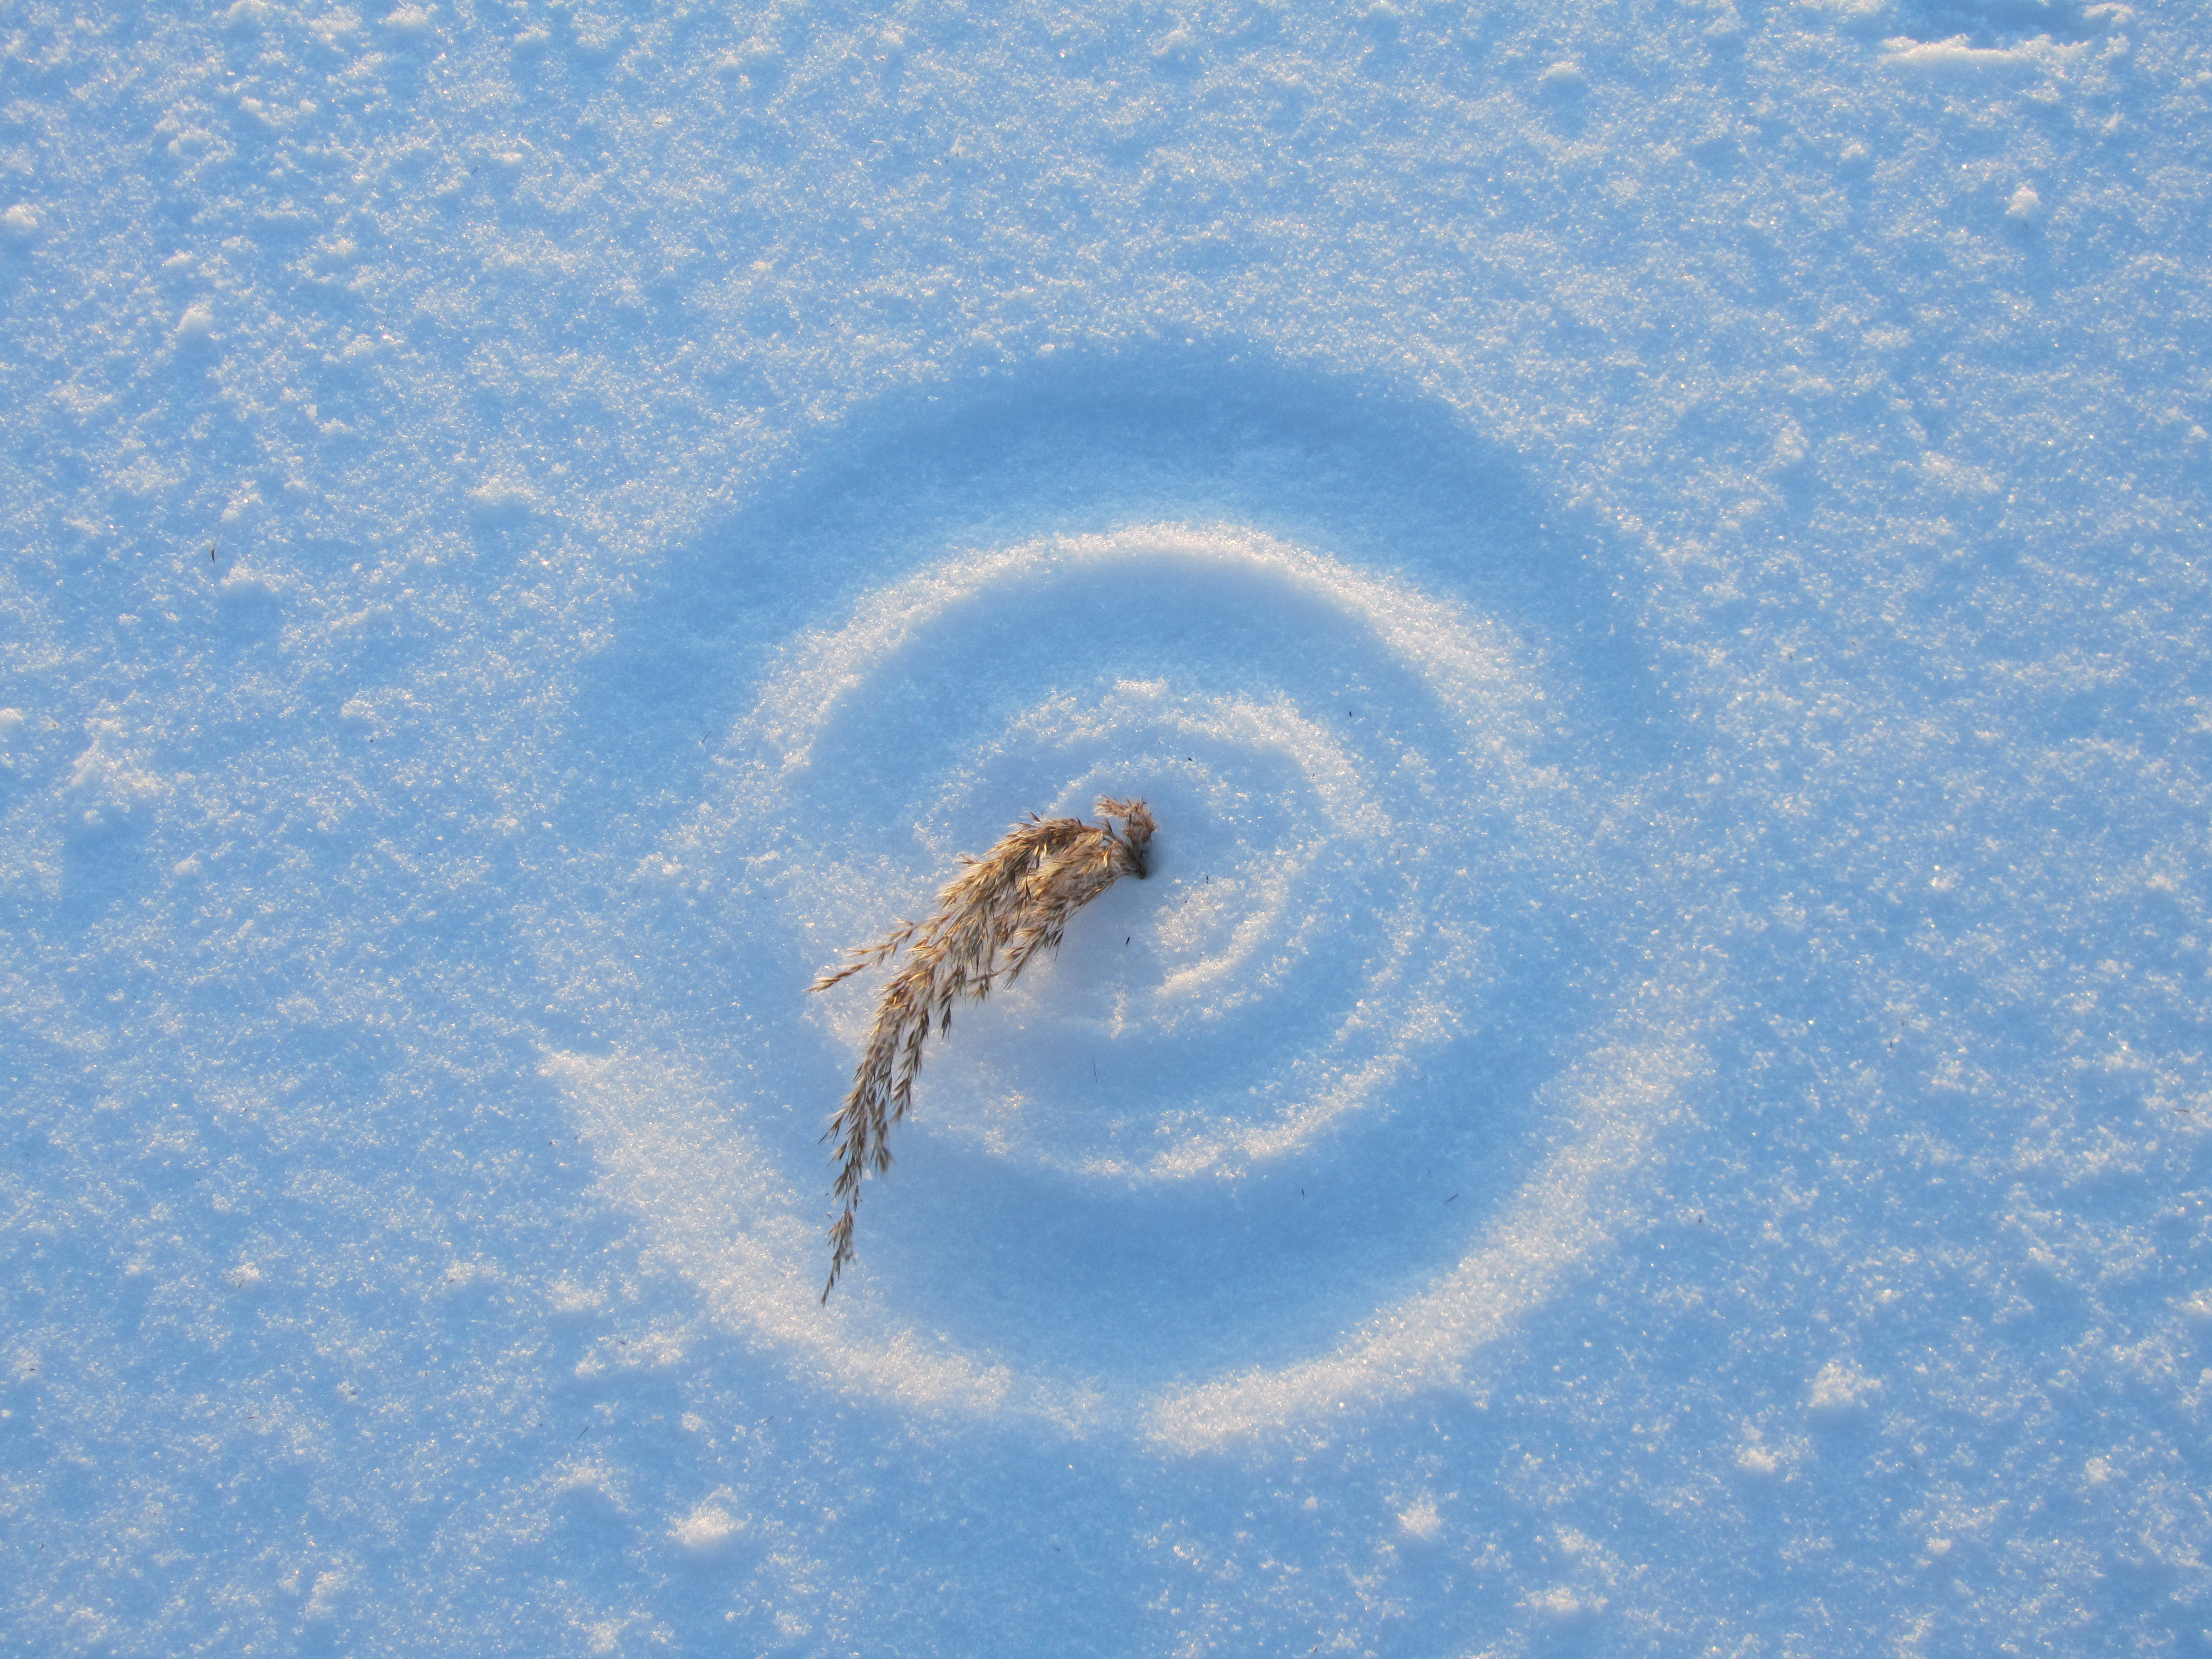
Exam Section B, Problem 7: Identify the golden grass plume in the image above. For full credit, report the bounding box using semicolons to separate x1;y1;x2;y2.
809;796;1157;1301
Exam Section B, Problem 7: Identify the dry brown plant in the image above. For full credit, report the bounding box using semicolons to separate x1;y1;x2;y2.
809;796;1158;1301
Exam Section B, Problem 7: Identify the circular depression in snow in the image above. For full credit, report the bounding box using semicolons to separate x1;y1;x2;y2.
548;524;1707;1445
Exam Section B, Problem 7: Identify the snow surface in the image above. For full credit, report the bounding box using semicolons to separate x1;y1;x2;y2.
2;0;2208;1653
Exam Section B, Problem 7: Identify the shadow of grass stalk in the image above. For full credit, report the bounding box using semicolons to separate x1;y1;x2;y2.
809;797;1157;1301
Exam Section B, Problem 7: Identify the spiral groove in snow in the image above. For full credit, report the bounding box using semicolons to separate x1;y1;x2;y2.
548;525;1706;1443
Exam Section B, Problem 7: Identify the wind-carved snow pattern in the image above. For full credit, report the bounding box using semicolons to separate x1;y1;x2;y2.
545;525;1714;1446
1888;0;2103;49
1873;0;2124;72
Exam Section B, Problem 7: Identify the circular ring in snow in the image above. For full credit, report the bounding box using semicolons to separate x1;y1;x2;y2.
548;524;1707;1445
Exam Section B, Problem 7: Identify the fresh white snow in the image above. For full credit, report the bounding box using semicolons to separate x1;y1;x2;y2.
3;0;2208;1653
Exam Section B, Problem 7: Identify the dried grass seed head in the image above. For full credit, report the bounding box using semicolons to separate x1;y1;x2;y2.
809;795;1156;1300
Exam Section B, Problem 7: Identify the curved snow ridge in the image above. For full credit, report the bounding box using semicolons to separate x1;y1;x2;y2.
544;1050;1028;1420
1144;1025;1711;1452
748;522;1540;773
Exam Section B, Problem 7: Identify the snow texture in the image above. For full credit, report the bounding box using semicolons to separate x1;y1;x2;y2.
2;0;2208;1654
